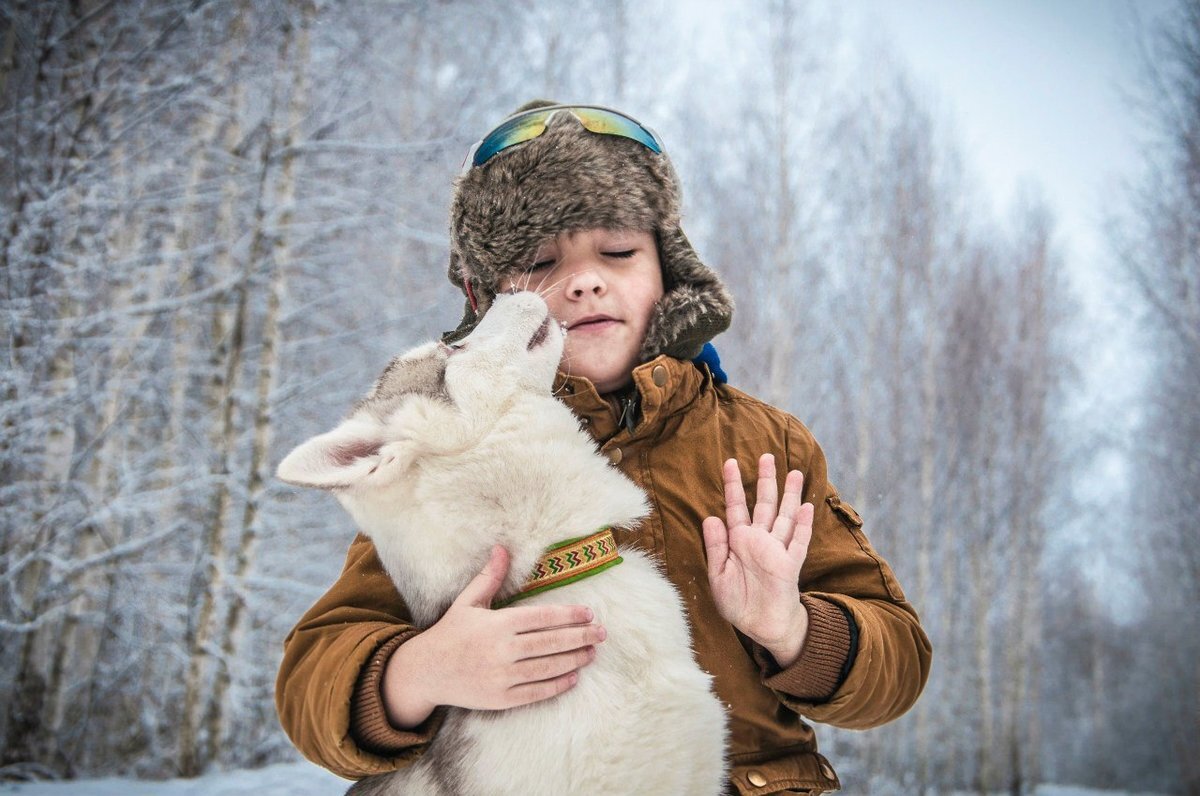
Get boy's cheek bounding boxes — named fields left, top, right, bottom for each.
left=499, top=272, right=541, bottom=293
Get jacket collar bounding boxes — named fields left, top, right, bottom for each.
left=553, top=356, right=712, bottom=445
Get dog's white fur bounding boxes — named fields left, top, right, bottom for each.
left=278, top=292, right=727, bottom=796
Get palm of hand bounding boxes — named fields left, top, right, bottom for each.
left=702, top=455, right=814, bottom=648
left=713, top=513, right=803, bottom=625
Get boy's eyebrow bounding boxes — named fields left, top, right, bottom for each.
left=602, top=228, right=651, bottom=242
left=536, top=228, right=645, bottom=252
left=560, top=228, right=639, bottom=241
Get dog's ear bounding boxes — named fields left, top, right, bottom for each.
left=276, top=416, right=404, bottom=490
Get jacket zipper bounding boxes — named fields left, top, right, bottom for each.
left=618, top=393, right=639, bottom=433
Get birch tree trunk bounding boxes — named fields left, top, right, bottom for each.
left=178, top=6, right=276, bottom=772
left=207, top=0, right=313, bottom=763
left=764, top=0, right=795, bottom=410
left=913, top=192, right=947, bottom=795
left=973, top=516, right=994, bottom=793
left=3, top=2, right=95, bottom=768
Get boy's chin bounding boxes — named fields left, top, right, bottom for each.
left=561, top=341, right=640, bottom=394
left=577, top=367, right=634, bottom=395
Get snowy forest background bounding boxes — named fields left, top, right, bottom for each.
left=2, top=0, right=1197, bottom=793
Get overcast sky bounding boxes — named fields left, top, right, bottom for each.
left=854, top=0, right=1169, bottom=268
left=847, top=1, right=1177, bottom=622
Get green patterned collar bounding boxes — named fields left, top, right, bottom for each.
left=497, top=528, right=623, bottom=607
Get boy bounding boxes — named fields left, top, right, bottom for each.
left=276, top=101, right=931, bottom=795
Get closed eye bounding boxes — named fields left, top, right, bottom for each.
left=604, top=250, right=636, bottom=258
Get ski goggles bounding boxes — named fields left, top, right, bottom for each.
left=460, top=104, right=665, bottom=175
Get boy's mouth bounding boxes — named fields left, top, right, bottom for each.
left=568, top=314, right=619, bottom=332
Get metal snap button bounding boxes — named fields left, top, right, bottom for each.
left=747, top=770, right=767, bottom=787
left=651, top=364, right=667, bottom=387
left=607, top=447, right=623, bottom=465
left=819, top=761, right=835, bottom=780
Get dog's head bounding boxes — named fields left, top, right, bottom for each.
left=276, top=291, right=564, bottom=492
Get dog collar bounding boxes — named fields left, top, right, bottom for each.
left=498, top=528, right=623, bottom=607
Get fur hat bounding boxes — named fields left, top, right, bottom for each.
left=444, top=100, right=733, bottom=362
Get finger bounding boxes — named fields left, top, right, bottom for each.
left=503, top=671, right=580, bottom=709
left=505, top=603, right=595, bottom=634
left=787, top=502, right=815, bottom=565
left=722, top=458, right=751, bottom=528
left=751, top=453, right=779, bottom=528
left=510, top=645, right=597, bottom=686
left=457, top=545, right=510, bottom=608
left=772, top=470, right=805, bottom=544
left=701, top=516, right=729, bottom=580
left=775, top=470, right=804, bottom=522
left=513, top=623, right=607, bottom=660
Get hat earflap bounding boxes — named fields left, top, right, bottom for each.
left=639, top=227, right=733, bottom=360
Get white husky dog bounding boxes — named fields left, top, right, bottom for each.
left=277, top=292, right=727, bottom=796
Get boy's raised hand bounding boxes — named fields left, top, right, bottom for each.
left=702, top=454, right=814, bottom=668
left=381, top=545, right=604, bottom=728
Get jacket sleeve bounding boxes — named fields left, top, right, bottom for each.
left=751, top=420, right=933, bottom=729
left=275, top=533, right=445, bottom=779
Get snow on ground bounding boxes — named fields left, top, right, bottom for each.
left=0, top=763, right=1173, bottom=796
left=0, top=761, right=346, bottom=796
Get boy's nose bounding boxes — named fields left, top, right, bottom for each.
left=564, top=266, right=606, bottom=299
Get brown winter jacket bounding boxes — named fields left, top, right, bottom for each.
left=276, top=355, right=932, bottom=795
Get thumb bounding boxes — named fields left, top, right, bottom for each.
left=456, top=545, right=510, bottom=608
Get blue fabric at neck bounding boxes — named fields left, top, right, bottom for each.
left=692, top=343, right=727, bottom=384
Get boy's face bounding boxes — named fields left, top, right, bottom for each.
left=499, top=228, right=663, bottom=394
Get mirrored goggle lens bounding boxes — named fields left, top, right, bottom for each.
left=570, top=108, right=662, bottom=154
left=471, top=113, right=550, bottom=168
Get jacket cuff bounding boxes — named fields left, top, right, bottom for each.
left=350, top=630, right=445, bottom=754
left=754, top=595, right=855, bottom=702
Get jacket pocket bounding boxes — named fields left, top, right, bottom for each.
left=826, top=494, right=906, bottom=602
left=729, top=750, right=840, bottom=795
